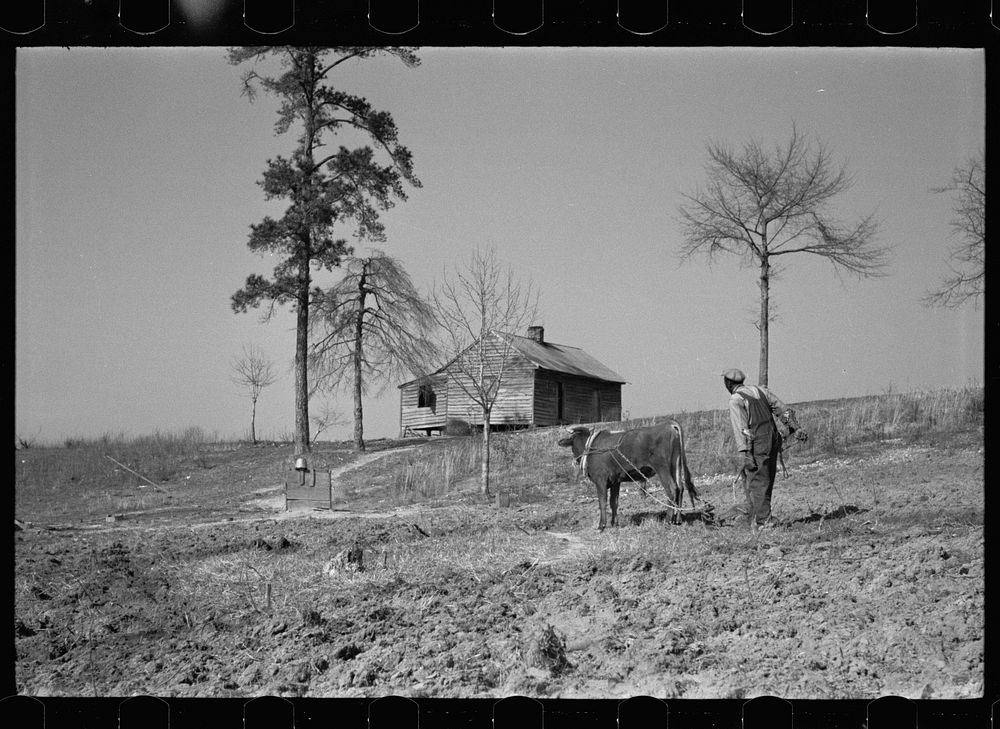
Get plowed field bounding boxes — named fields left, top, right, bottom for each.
left=14, top=434, right=983, bottom=699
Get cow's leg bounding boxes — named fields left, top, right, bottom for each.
left=684, top=465, right=699, bottom=508
left=679, top=465, right=695, bottom=521
left=595, top=482, right=608, bottom=531
left=672, top=474, right=683, bottom=524
left=672, top=462, right=684, bottom=510
left=609, top=482, right=620, bottom=527
left=660, top=469, right=682, bottom=525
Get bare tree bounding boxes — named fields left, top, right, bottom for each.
left=230, top=344, right=279, bottom=444
left=677, top=125, right=888, bottom=385
left=923, top=153, right=984, bottom=308
left=309, top=399, right=347, bottom=445
left=309, top=250, right=437, bottom=451
left=430, top=248, right=539, bottom=496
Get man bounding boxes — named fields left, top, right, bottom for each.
left=722, top=368, right=808, bottom=530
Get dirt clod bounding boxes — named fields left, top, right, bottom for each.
left=336, top=644, right=363, bottom=661
left=528, top=625, right=572, bottom=676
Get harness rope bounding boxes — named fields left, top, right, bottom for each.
left=609, top=448, right=713, bottom=515
left=574, top=428, right=800, bottom=513
left=577, top=430, right=601, bottom=484
left=574, top=430, right=715, bottom=516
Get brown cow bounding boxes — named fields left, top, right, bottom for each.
left=557, top=420, right=700, bottom=530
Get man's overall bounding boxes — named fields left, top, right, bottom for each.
left=733, top=386, right=782, bottom=527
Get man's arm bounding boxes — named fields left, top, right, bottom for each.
left=761, top=387, right=807, bottom=440
left=728, top=395, right=751, bottom=451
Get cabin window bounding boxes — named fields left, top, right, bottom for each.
left=418, top=384, right=437, bottom=412
left=557, top=382, right=565, bottom=422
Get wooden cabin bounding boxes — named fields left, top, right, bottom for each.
left=398, top=326, right=626, bottom=436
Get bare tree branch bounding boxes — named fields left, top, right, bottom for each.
left=923, top=153, right=985, bottom=308
left=676, top=126, right=888, bottom=384
left=230, top=344, right=279, bottom=444
left=310, top=399, right=347, bottom=445
left=429, top=248, right=540, bottom=496
left=309, top=250, right=437, bottom=450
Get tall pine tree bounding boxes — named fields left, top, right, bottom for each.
left=228, top=47, right=420, bottom=454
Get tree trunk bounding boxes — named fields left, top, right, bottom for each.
left=758, top=254, right=770, bottom=387
left=294, top=60, right=317, bottom=456
left=293, top=238, right=312, bottom=454
left=481, top=410, right=491, bottom=496
left=353, top=278, right=367, bottom=452
left=250, top=397, right=257, bottom=445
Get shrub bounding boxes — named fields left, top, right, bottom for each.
left=444, top=418, right=474, bottom=436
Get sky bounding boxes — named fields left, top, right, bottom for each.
left=15, top=47, right=985, bottom=445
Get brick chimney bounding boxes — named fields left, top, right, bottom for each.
left=526, top=326, right=544, bottom=343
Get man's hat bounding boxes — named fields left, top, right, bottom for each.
left=721, top=368, right=745, bottom=383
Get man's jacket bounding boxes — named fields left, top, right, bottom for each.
left=728, top=384, right=792, bottom=455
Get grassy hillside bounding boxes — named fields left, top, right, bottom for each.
left=15, top=385, right=983, bottom=522
left=325, top=385, right=984, bottom=506
left=625, top=385, right=984, bottom=475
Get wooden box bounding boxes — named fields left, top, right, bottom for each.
left=285, top=469, right=335, bottom=511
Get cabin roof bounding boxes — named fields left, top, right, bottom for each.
left=398, top=332, right=626, bottom=387
left=506, top=334, right=627, bottom=383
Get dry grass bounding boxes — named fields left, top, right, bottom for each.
left=15, top=428, right=221, bottom=520
left=587, top=384, right=983, bottom=476
left=183, top=507, right=552, bottom=635
left=14, top=428, right=371, bottom=522
left=334, top=429, right=574, bottom=506
left=361, top=385, right=984, bottom=506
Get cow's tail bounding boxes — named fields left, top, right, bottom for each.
left=670, top=419, right=698, bottom=507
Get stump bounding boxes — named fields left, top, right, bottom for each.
left=325, top=544, right=364, bottom=575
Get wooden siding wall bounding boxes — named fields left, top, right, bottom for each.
left=444, top=351, right=537, bottom=426
left=399, top=373, right=448, bottom=434
left=534, top=370, right=622, bottom=425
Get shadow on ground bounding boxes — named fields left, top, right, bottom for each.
left=627, top=509, right=715, bottom=527
left=791, top=504, right=869, bottom=524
